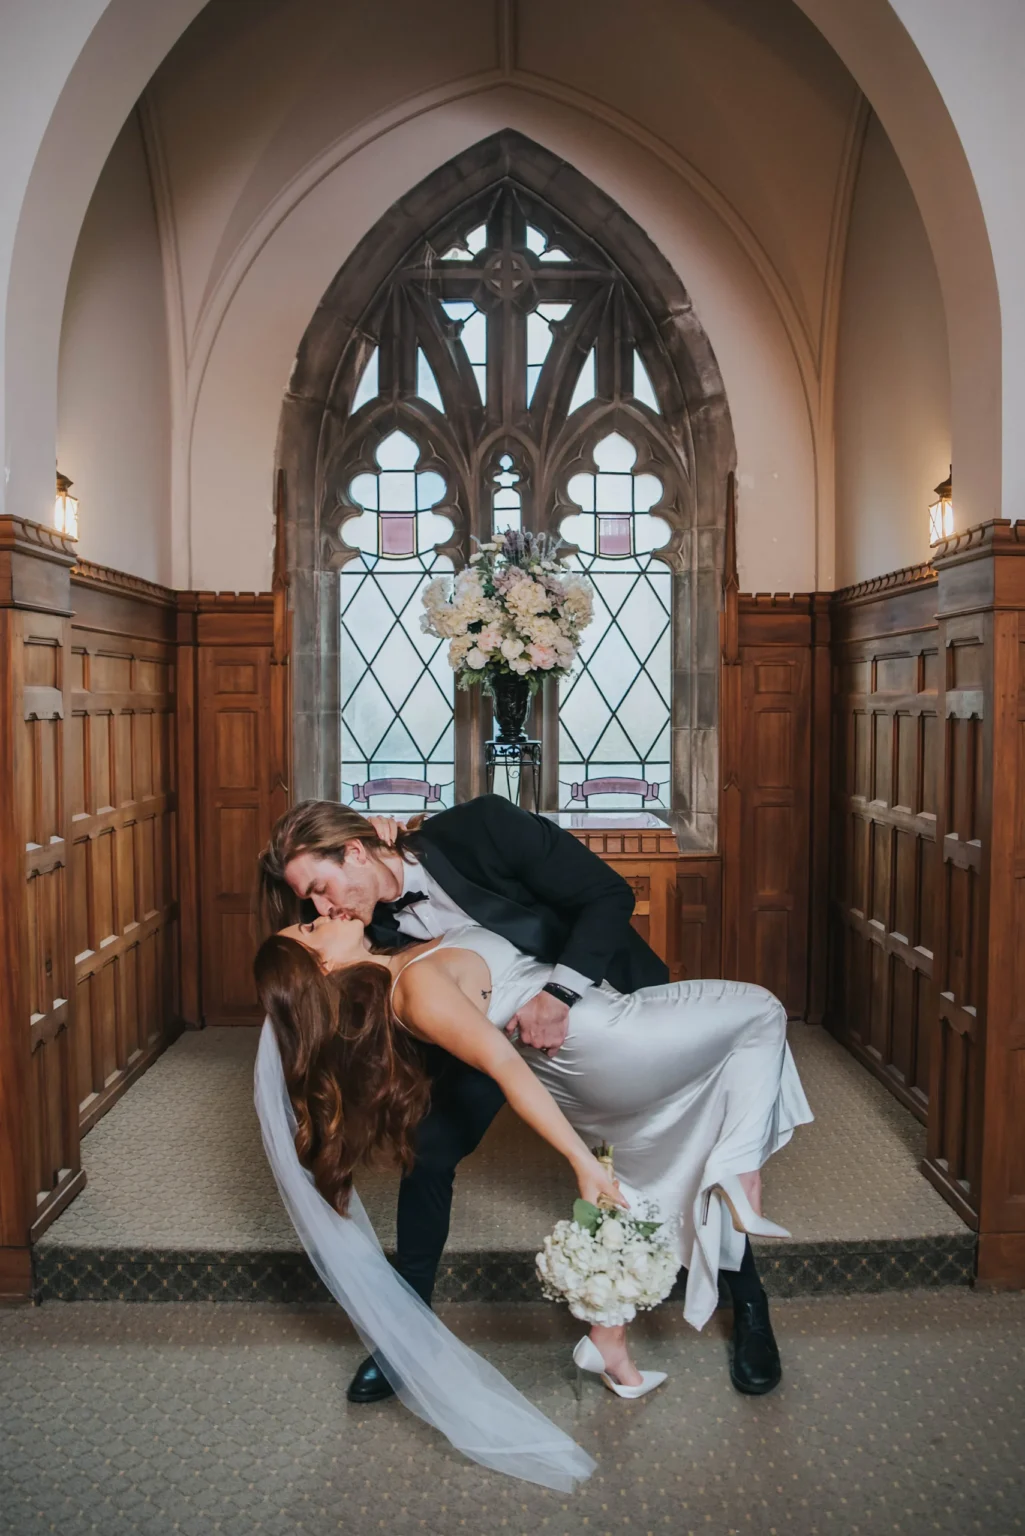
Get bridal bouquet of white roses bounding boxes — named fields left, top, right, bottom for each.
left=535, top=1146, right=678, bottom=1327
left=420, top=528, right=593, bottom=692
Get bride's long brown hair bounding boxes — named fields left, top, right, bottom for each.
left=254, top=936, right=431, bottom=1215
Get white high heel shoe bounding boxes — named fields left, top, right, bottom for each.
left=572, top=1336, right=667, bottom=1400
left=702, top=1174, right=790, bottom=1239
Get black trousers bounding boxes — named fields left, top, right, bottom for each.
left=394, top=1049, right=506, bottom=1306
left=392, top=1047, right=764, bottom=1310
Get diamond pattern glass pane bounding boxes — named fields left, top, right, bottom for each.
left=332, top=186, right=688, bottom=812
left=342, top=432, right=455, bottom=807
left=558, top=433, right=671, bottom=808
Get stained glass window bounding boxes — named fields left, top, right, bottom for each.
left=441, top=301, right=487, bottom=402
left=492, top=455, right=522, bottom=535
left=351, top=348, right=378, bottom=413
left=331, top=182, right=690, bottom=813
left=559, top=435, right=671, bottom=808
left=340, top=431, right=455, bottom=808
left=416, top=349, right=444, bottom=411
left=526, top=304, right=570, bottom=404
left=569, top=349, right=596, bottom=413
left=633, top=352, right=660, bottom=414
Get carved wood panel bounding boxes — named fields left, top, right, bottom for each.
left=22, top=610, right=82, bottom=1238
left=829, top=567, right=939, bottom=1122
left=193, top=597, right=285, bottom=1024
left=926, top=619, right=986, bottom=1211
left=0, top=519, right=85, bottom=1270
left=722, top=597, right=820, bottom=1018
left=67, top=567, right=181, bottom=1135
left=568, top=828, right=721, bottom=980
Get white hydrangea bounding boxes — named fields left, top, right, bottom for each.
left=535, top=1208, right=677, bottom=1327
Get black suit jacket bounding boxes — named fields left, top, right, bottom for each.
left=367, top=795, right=669, bottom=995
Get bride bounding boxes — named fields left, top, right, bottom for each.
left=252, top=907, right=812, bottom=1485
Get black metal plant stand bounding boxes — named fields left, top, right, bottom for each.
left=485, top=738, right=542, bottom=813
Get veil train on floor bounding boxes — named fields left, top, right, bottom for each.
left=254, top=1020, right=596, bottom=1492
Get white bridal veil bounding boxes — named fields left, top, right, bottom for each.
left=254, top=1020, right=596, bottom=1491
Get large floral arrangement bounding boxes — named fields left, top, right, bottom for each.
left=420, top=529, right=593, bottom=692
left=535, top=1146, right=678, bottom=1327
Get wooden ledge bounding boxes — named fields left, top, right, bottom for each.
left=832, top=562, right=937, bottom=607
left=72, top=559, right=176, bottom=608
left=930, top=518, right=1025, bottom=568
left=0, top=515, right=77, bottom=567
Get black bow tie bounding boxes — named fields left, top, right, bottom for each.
left=382, top=890, right=427, bottom=915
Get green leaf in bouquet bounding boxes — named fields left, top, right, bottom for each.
left=572, top=1199, right=602, bottom=1235
left=632, top=1219, right=663, bottom=1238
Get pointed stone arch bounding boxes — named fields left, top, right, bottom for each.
left=277, top=129, right=736, bottom=844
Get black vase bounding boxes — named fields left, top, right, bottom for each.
left=491, top=671, right=532, bottom=743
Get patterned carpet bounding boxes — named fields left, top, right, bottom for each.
left=38, top=1022, right=965, bottom=1251
left=2, top=1291, right=1023, bottom=1536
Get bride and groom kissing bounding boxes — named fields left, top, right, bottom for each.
left=253, top=792, right=811, bottom=1483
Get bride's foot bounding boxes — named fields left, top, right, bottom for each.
left=572, top=1333, right=667, bottom=1400
left=588, top=1326, right=643, bottom=1387
left=736, top=1169, right=762, bottom=1216
left=702, top=1174, right=790, bottom=1239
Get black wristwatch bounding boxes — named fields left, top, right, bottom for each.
left=542, top=981, right=581, bottom=1007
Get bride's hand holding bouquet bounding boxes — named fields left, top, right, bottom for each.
left=537, top=1144, right=678, bottom=1328
left=573, top=1147, right=629, bottom=1212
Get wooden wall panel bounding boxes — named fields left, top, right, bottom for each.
left=68, top=565, right=181, bottom=1136
left=569, top=827, right=721, bottom=982
left=829, top=565, right=939, bottom=1122
left=186, top=595, right=289, bottom=1025
left=22, top=609, right=81, bottom=1241
left=923, top=524, right=1025, bottom=1262
left=721, top=594, right=824, bottom=1018
left=0, top=519, right=84, bottom=1285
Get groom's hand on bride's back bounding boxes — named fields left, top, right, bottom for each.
left=506, top=992, right=570, bottom=1057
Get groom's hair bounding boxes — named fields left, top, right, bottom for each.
left=256, top=799, right=423, bottom=936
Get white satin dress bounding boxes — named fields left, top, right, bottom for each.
left=401, top=923, right=813, bottom=1329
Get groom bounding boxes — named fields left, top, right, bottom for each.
left=258, top=793, right=783, bottom=1400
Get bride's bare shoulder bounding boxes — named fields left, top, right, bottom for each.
left=393, top=944, right=487, bottom=1008
left=392, top=948, right=457, bottom=999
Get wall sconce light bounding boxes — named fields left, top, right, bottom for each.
left=55, top=469, right=79, bottom=539
left=928, top=466, right=953, bottom=547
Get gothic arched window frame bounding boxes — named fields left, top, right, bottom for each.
left=279, top=131, right=734, bottom=849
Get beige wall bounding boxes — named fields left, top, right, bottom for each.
left=144, top=0, right=861, bottom=593
left=4, top=0, right=1018, bottom=605
left=39, top=0, right=998, bottom=596
left=57, top=110, right=171, bottom=584
left=834, top=113, right=950, bottom=586
left=187, top=87, right=820, bottom=594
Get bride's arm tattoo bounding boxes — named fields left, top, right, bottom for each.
left=481, top=988, right=492, bottom=1003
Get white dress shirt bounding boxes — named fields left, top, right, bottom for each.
left=394, top=857, right=592, bottom=997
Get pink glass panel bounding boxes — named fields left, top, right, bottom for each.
left=381, top=515, right=416, bottom=555
left=597, top=516, right=632, bottom=556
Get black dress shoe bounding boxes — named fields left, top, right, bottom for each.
left=729, top=1295, right=782, bottom=1395
left=347, top=1354, right=396, bottom=1404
